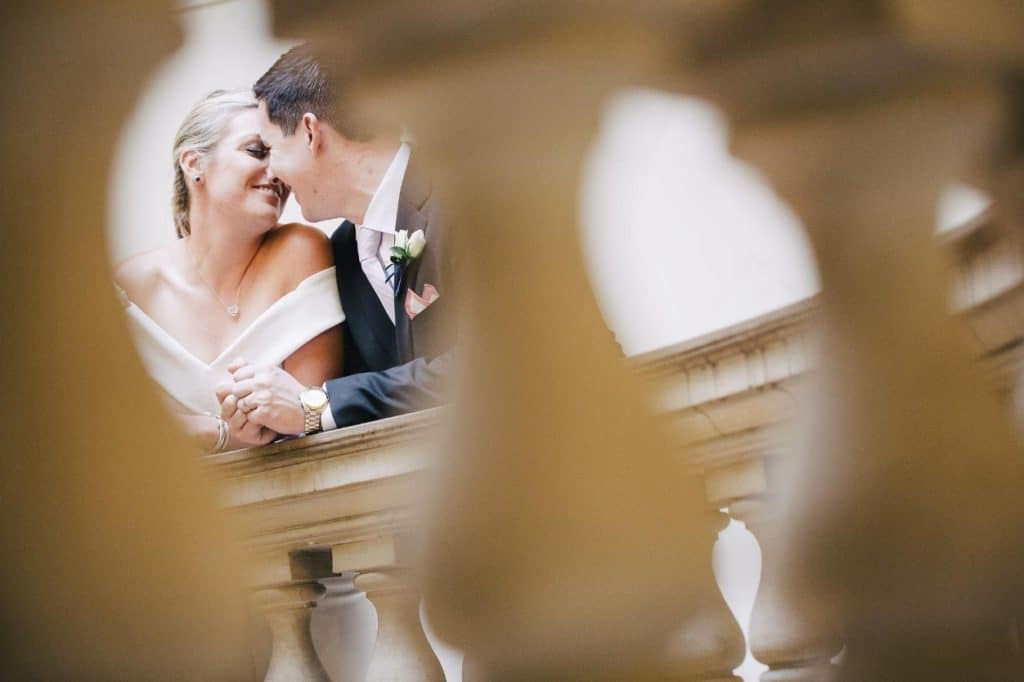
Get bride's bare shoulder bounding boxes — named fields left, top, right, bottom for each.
left=263, top=223, right=333, bottom=283
left=114, top=243, right=177, bottom=302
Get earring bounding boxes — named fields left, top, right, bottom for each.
left=194, top=175, right=201, bottom=183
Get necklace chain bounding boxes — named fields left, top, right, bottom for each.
left=185, top=237, right=260, bottom=320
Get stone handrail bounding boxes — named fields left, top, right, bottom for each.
left=207, top=407, right=443, bottom=581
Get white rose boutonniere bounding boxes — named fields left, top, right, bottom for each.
left=407, top=229, right=426, bottom=259
left=387, top=229, right=426, bottom=293
left=389, top=228, right=426, bottom=266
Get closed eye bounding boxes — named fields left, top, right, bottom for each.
left=246, top=145, right=269, bottom=160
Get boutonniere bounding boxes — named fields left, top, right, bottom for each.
left=390, top=229, right=426, bottom=266
left=387, top=229, right=426, bottom=293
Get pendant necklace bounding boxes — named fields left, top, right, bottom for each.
left=185, top=236, right=260, bottom=319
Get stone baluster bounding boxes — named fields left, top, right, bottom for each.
left=354, top=568, right=445, bottom=681
left=332, top=537, right=445, bottom=681
left=730, top=497, right=842, bottom=682
left=254, top=583, right=331, bottom=682
left=662, top=510, right=747, bottom=682
left=311, top=574, right=376, bottom=682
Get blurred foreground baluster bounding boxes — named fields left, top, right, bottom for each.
left=3, top=4, right=252, bottom=677
left=671, top=2, right=1024, bottom=678
left=294, top=6, right=738, bottom=678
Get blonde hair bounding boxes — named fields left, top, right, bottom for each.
left=172, top=89, right=257, bottom=238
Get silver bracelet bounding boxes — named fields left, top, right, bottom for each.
left=204, top=412, right=229, bottom=453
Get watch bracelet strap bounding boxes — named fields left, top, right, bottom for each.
left=302, top=386, right=326, bottom=436
left=303, top=407, right=322, bottom=435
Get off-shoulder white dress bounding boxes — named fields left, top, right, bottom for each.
left=119, top=267, right=344, bottom=415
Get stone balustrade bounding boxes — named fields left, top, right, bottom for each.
left=207, top=211, right=1023, bottom=680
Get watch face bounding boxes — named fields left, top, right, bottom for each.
left=301, top=388, right=329, bottom=411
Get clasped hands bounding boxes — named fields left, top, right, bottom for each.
left=215, top=358, right=307, bottom=447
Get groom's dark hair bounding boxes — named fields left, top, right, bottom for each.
left=254, top=44, right=369, bottom=141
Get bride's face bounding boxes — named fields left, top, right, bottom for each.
left=201, top=109, right=290, bottom=231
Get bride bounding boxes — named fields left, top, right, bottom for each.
left=115, top=90, right=344, bottom=451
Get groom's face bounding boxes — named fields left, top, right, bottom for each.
left=257, top=101, right=322, bottom=221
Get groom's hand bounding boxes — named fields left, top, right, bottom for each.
left=222, top=358, right=306, bottom=436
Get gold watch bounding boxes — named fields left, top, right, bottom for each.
left=299, top=386, right=329, bottom=435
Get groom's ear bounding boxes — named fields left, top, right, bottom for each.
left=302, top=113, right=321, bottom=155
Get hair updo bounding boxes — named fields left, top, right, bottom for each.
left=171, top=89, right=257, bottom=238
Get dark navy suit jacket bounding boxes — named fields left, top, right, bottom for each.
left=325, top=156, right=453, bottom=428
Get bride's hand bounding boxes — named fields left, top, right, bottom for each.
left=221, top=358, right=307, bottom=436
left=219, top=393, right=277, bottom=448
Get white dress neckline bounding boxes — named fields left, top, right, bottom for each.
left=122, top=267, right=344, bottom=415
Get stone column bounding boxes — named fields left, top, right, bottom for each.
left=254, top=583, right=330, bottom=682
left=730, top=498, right=842, bottom=682
left=354, top=568, right=445, bottom=681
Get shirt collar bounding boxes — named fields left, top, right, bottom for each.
left=360, top=142, right=411, bottom=236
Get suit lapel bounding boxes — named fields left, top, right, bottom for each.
left=332, top=221, right=398, bottom=370
left=394, top=257, right=419, bottom=361
left=393, top=154, right=432, bottom=363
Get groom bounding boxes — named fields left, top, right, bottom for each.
left=219, top=45, right=451, bottom=436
